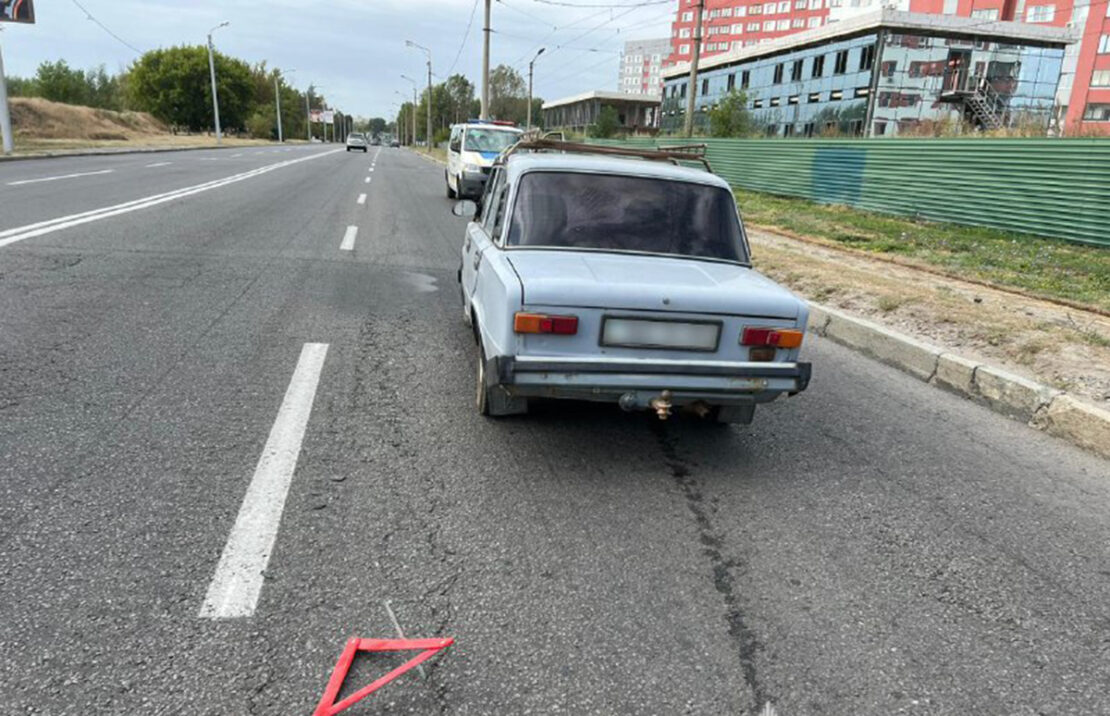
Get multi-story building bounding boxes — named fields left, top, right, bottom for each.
left=661, top=9, right=1072, bottom=136
left=619, top=38, right=671, bottom=95
left=665, top=0, right=1110, bottom=133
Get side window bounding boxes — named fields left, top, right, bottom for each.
left=491, top=180, right=511, bottom=243
left=480, top=169, right=503, bottom=230
left=449, top=127, right=462, bottom=153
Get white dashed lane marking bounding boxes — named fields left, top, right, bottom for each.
left=7, top=169, right=114, bottom=187
left=199, top=342, right=330, bottom=619
left=357, top=194, right=366, bottom=205
left=340, top=225, right=358, bottom=251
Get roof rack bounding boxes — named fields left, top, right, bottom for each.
left=503, top=139, right=713, bottom=173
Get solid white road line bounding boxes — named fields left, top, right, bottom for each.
left=145, top=162, right=172, bottom=168
left=357, top=193, right=366, bottom=205
left=0, top=149, right=343, bottom=249
left=7, top=169, right=113, bottom=186
left=340, top=225, right=358, bottom=251
left=199, top=342, right=329, bottom=619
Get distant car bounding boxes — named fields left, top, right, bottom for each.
left=346, top=132, right=368, bottom=152
left=453, top=144, right=811, bottom=423
left=370, top=136, right=382, bottom=146
left=446, top=121, right=523, bottom=199
left=390, top=139, right=400, bottom=148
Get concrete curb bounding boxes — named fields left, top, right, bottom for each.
left=407, top=149, right=446, bottom=167
left=807, top=303, right=1109, bottom=460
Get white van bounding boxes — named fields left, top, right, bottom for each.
left=446, top=121, right=523, bottom=199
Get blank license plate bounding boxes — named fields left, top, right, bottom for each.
left=601, top=318, right=720, bottom=351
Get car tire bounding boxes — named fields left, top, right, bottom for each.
left=345, top=148, right=350, bottom=152
left=475, top=337, right=527, bottom=417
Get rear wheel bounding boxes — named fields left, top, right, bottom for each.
left=475, top=338, right=527, bottom=417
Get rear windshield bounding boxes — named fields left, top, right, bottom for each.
left=348, top=133, right=365, bottom=140
left=464, top=128, right=520, bottom=153
left=505, top=171, right=748, bottom=263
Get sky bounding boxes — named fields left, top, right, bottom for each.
left=0, top=0, right=676, bottom=119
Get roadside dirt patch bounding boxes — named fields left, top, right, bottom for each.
left=749, top=228, right=1110, bottom=410
left=10, top=97, right=168, bottom=140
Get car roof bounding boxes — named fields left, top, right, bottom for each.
left=503, top=152, right=730, bottom=190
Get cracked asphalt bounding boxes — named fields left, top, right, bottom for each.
left=1, top=145, right=1109, bottom=715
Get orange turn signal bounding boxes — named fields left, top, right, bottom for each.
left=514, top=312, right=579, bottom=335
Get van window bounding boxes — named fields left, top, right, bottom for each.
left=449, top=127, right=462, bottom=153
left=464, top=128, right=520, bottom=153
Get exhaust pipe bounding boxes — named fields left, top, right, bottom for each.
left=649, top=390, right=673, bottom=420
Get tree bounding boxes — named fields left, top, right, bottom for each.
left=707, top=90, right=754, bottom=138
left=443, top=74, right=475, bottom=124
left=488, top=64, right=527, bottom=124
left=367, top=117, right=387, bottom=135
left=35, top=60, right=90, bottom=105
left=590, top=105, right=620, bottom=139
left=129, top=46, right=253, bottom=132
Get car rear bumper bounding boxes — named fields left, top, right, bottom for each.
left=489, top=355, right=811, bottom=406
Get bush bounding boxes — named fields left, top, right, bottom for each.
left=707, top=90, right=754, bottom=138
left=589, top=105, right=620, bottom=139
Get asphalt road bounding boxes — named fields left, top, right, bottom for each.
left=1, top=143, right=1108, bottom=716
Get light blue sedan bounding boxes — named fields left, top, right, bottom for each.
left=453, top=148, right=811, bottom=424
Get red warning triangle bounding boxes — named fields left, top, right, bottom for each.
left=313, top=637, right=455, bottom=716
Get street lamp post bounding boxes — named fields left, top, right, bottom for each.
left=394, top=92, right=410, bottom=145
left=481, top=0, right=491, bottom=120
left=527, top=47, right=545, bottom=131
left=406, top=40, right=432, bottom=148
left=206, top=21, right=230, bottom=145
left=401, top=75, right=418, bottom=147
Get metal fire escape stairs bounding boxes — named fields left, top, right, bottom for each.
left=963, top=79, right=1005, bottom=130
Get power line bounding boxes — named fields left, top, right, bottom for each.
left=528, top=0, right=672, bottom=7
left=446, top=0, right=482, bottom=76
left=70, top=0, right=143, bottom=55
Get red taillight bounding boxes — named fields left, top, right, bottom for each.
left=741, top=327, right=804, bottom=349
left=514, top=312, right=578, bottom=335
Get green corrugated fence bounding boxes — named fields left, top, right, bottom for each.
left=590, top=138, right=1110, bottom=247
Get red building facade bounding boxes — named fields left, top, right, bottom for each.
left=666, top=0, right=1110, bottom=133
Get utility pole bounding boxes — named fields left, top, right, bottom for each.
left=481, top=0, right=491, bottom=120
left=305, top=90, right=311, bottom=141
left=207, top=21, right=230, bottom=145
left=527, top=48, right=545, bottom=131
left=274, top=76, right=283, bottom=142
left=683, top=0, right=704, bottom=137
left=0, top=39, right=13, bottom=155
left=401, top=75, right=419, bottom=146
left=406, top=41, right=433, bottom=147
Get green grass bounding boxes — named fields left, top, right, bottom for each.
left=735, top=189, right=1110, bottom=312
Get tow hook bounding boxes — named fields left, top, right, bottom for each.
left=650, top=390, right=673, bottom=420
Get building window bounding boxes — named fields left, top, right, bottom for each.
left=808, top=91, right=821, bottom=102
left=681, top=10, right=693, bottom=21
left=778, top=0, right=791, bottom=12
left=874, top=120, right=887, bottom=136
left=679, top=43, right=690, bottom=54
left=791, top=60, right=803, bottom=81
left=847, top=119, right=863, bottom=135
left=773, top=63, right=785, bottom=83
left=784, top=124, right=796, bottom=136
left=776, top=19, right=790, bottom=30
left=830, top=89, right=843, bottom=100
left=812, top=54, right=825, bottom=78
left=741, top=70, right=751, bottom=88
left=763, top=20, right=775, bottom=31
left=748, top=22, right=761, bottom=30
left=859, top=44, right=875, bottom=71
left=727, top=73, right=736, bottom=91
left=796, top=0, right=807, bottom=7
left=834, top=50, right=849, bottom=74
left=807, top=16, right=822, bottom=27
left=765, top=124, right=779, bottom=136
left=1026, top=5, right=1054, bottom=22
left=854, top=87, right=870, bottom=98
left=763, top=2, right=776, bottom=13
left=702, top=78, right=710, bottom=94
left=680, top=83, right=687, bottom=98
left=792, top=17, right=805, bottom=27
left=750, top=4, right=763, bottom=14
left=1100, top=34, right=1110, bottom=53
left=1092, top=70, right=1110, bottom=87
left=680, top=28, right=691, bottom=38
left=809, top=0, right=822, bottom=8
left=1083, top=103, right=1110, bottom=120
left=803, top=122, right=815, bottom=137
left=788, top=94, right=799, bottom=104
left=752, top=99, right=763, bottom=108
left=770, top=97, right=781, bottom=107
